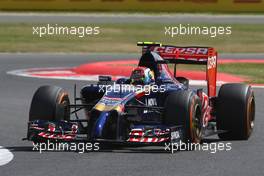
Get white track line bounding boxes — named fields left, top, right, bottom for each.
left=0, top=146, right=14, bottom=166
left=6, top=68, right=264, bottom=89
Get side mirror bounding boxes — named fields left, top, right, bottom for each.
left=98, top=75, right=113, bottom=85
left=99, top=75, right=112, bottom=82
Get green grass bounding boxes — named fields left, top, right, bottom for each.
left=0, top=23, right=264, bottom=53
left=218, top=63, right=264, bottom=84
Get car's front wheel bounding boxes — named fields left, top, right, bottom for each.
left=164, top=90, right=202, bottom=144
left=29, top=85, right=70, bottom=122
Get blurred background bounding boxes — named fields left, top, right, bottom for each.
left=0, top=0, right=263, bottom=83
left=0, top=0, right=263, bottom=53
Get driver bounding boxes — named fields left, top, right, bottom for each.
left=130, top=66, right=155, bottom=85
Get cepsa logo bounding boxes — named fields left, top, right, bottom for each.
left=150, top=46, right=209, bottom=55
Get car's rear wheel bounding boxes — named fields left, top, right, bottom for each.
left=164, top=90, right=202, bottom=144
left=29, top=85, right=70, bottom=122
left=216, top=83, right=255, bottom=140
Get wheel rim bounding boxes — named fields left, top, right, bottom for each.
left=61, top=100, right=70, bottom=120
left=191, top=104, right=202, bottom=143
left=247, top=95, right=255, bottom=136
left=57, top=93, right=70, bottom=120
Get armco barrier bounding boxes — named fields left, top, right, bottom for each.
left=0, top=0, right=263, bottom=12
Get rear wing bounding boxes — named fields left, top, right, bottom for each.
left=137, top=42, right=217, bottom=97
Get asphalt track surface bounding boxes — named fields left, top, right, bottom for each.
left=0, top=53, right=264, bottom=176
left=0, top=13, right=264, bottom=24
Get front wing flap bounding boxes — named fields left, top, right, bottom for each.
left=127, top=125, right=184, bottom=144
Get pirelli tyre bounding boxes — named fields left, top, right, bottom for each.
left=216, top=83, right=255, bottom=140
left=29, top=85, right=70, bottom=121
left=164, top=90, right=202, bottom=144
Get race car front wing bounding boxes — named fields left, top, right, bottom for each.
left=25, top=119, right=184, bottom=145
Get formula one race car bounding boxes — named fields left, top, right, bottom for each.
left=25, top=42, right=255, bottom=146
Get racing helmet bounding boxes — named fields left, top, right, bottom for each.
left=130, top=67, right=155, bottom=85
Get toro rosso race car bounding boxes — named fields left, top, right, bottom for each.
left=25, top=42, right=255, bottom=147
